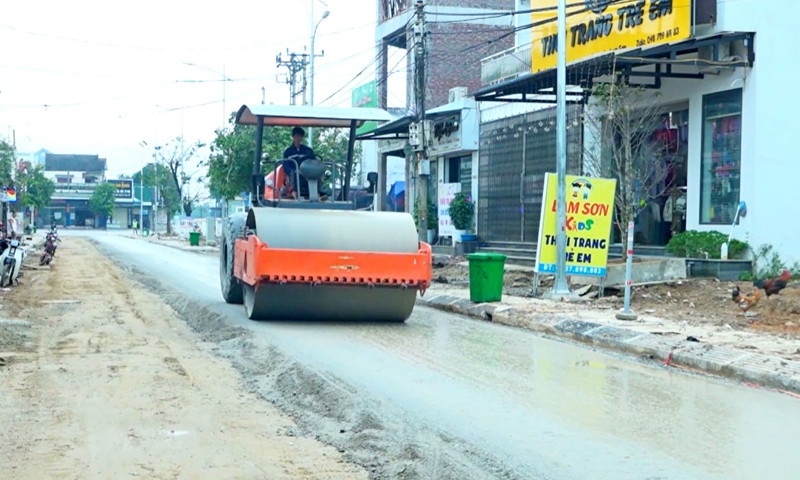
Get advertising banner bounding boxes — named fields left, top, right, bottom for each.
left=534, top=174, right=617, bottom=277
left=437, top=183, right=461, bottom=237
left=530, top=0, right=691, bottom=73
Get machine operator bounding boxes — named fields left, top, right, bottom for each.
left=281, top=127, right=315, bottom=199
left=281, top=127, right=329, bottom=200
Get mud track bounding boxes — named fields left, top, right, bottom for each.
left=94, top=240, right=528, bottom=480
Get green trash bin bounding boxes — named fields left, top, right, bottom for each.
left=142, top=228, right=150, bottom=237
left=189, top=231, right=201, bottom=246
left=466, top=253, right=507, bottom=303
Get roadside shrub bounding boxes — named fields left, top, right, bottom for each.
left=413, top=198, right=437, bottom=230
left=743, top=244, right=800, bottom=281
left=449, top=192, right=474, bottom=230
left=665, top=230, right=749, bottom=259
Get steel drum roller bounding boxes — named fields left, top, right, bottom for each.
left=243, top=207, right=421, bottom=322
left=246, top=208, right=419, bottom=253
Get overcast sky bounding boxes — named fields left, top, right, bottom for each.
left=0, top=0, right=407, bottom=178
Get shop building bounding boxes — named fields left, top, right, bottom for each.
left=367, top=0, right=515, bottom=231
left=473, top=0, right=793, bottom=262
left=41, top=153, right=107, bottom=227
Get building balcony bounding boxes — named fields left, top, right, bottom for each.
left=481, top=44, right=532, bottom=87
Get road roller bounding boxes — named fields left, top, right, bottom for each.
left=219, top=104, right=432, bottom=322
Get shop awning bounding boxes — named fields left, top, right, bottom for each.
left=474, top=31, right=755, bottom=103
left=356, top=115, right=412, bottom=141
left=356, top=99, right=476, bottom=141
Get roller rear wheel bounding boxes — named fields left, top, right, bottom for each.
left=219, top=214, right=246, bottom=304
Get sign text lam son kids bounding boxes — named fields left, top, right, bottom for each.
left=534, top=174, right=617, bottom=277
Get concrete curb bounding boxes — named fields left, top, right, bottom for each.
left=128, top=235, right=219, bottom=255
left=416, top=294, right=800, bottom=395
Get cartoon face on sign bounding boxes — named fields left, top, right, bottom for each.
left=584, top=0, right=613, bottom=14
left=571, top=178, right=593, bottom=201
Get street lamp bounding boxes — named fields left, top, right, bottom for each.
left=183, top=62, right=234, bottom=129
left=308, top=7, right=330, bottom=148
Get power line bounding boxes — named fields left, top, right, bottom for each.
left=0, top=19, right=379, bottom=53
left=315, top=17, right=414, bottom=106
left=1, top=82, right=180, bottom=109
left=321, top=50, right=410, bottom=108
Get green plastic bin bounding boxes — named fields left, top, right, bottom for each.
left=142, top=228, right=150, bottom=237
left=189, top=231, right=201, bottom=246
left=466, top=253, right=507, bottom=303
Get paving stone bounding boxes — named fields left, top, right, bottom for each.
left=623, top=334, right=678, bottom=356
left=466, top=304, right=488, bottom=317
left=553, top=319, right=602, bottom=337
left=673, top=345, right=750, bottom=372
left=453, top=299, right=474, bottom=312
left=585, top=326, right=642, bottom=349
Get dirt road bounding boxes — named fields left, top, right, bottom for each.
left=0, top=238, right=366, bottom=479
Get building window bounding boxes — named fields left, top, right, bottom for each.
left=700, top=89, right=742, bottom=225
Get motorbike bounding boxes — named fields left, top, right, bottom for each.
left=0, top=238, right=25, bottom=287
left=40, top=227, right=59, bottom=266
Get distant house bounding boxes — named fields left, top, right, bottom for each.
left=40, top=154, right=108, bottom=227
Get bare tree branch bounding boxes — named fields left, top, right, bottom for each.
left=582, top=76, right=673, bottom=259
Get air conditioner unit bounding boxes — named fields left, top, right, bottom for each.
left=448, top=87, right=468, bottom=103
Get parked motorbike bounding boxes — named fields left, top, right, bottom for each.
left=0, top=238, right=25, bottom=287
left=40, top=227, right=59, bottom=266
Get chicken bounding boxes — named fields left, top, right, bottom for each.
left=753, top=269, right=791, bottom=297
left=732, top=286, right=762, bottom=311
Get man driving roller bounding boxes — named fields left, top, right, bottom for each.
left=281, top=126, right=328, bottom=200
left=281, top=127, right=315, bottom=199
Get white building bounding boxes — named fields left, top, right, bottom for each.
left=474, top=0, right=794, bottom=263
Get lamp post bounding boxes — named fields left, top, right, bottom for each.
left=308, top=5, right=330, bottom=148
left=183, top=62, right=234, bottom=129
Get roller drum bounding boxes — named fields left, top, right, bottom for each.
left=243, top=207, right=422, bottom=322
left=246, top=208, right=419, bottom=253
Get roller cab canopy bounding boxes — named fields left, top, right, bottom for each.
left=235, top=104, right=394, bottom=128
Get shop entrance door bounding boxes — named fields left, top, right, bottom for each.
left=634, top=107, right=689, bottom=247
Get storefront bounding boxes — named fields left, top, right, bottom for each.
left=472, top=0, right=784, bottom=259
left=41, top=200, right=96, bottom=228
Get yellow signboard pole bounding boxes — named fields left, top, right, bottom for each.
left=548, top=0, right=572, bottom=298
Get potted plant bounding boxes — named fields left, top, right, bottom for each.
left=449, top=192, right=474, bottom=242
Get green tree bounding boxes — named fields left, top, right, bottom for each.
left=132, top=162, right=181, bottom=234
left=582, top=79, right=671, bottom=260
left=205, top=125, right=361, bottom=201
left=89, top=183, right=117, bottom=221
left=18, top=164, right=55, bottom=211
left=0, top=140, right=15, bottom=187
left=142, top=137, right=206, bottom=226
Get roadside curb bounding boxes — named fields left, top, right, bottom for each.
left=127, top=235, right=219, bottom=255
left=416, top=293, right=800, bottom=395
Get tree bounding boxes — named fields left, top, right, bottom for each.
left=205, top=124, right=361, bottom=201
left=143, top=137, right=206, bottom=220
left=18, top=164, right=55, bottom=212
left=582, top=78, right=672, bottom=260
left=89, top=183, right=117, bottom=221
left=0, top=140, right=15, bottom=187
left=132, top=162, right=180, bottom=234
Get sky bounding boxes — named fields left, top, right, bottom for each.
left=0, top=0, right=407, bottom=178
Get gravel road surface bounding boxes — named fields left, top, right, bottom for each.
left=0, top=236, right=366, bottom=479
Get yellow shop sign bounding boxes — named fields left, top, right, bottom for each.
left=531, top=0, right=691, bottom=73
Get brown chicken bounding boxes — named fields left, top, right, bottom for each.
left=753, top=269, right=791, bottom=297
left=732, top=286, right=762, bottom=311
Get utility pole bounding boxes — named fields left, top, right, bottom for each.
left=411, top=0, right=429, bottom=243
left=308, top=7, right=330, bottom=149
left=547, top=0, right=572, bottom=298
left=276, top=51, right=310, bottom=105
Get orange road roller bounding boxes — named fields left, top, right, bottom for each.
left=219, top=104, right=432, bottom=322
